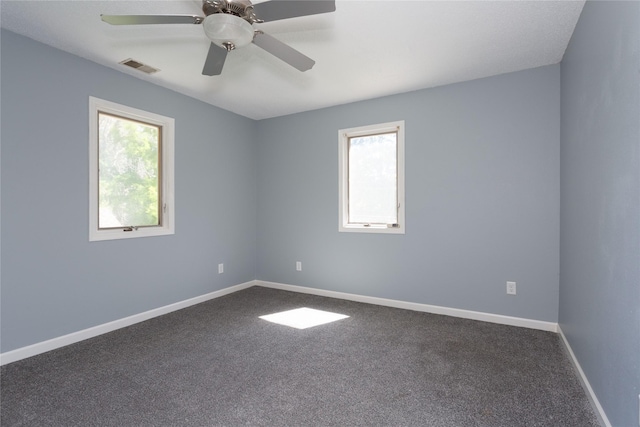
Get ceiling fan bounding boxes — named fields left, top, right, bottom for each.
left=101, top=0, right=336, bottom=76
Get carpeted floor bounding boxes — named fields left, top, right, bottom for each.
left=1, top=286, right=599, bottom=426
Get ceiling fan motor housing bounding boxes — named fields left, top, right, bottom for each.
left=202, top=0, right=259, bottom=23
left=202, top=0, right=259, bottom=51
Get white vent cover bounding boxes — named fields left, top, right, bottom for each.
left=119, top=58, right=159, bottom=74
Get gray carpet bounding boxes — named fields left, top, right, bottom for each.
left=1, top=286, right=599, bottom=426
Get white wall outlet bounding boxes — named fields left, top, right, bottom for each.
left=506, top=281, right=517, bottom=295
left=218, top=263, right=224, bottom=274
left=296, top=261, right=302, bottom=271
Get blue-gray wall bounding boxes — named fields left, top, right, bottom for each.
left=559, top=2, right=640, bottom=426
left=256, top=65, right=561, bottom=322
left=0, top=30, right=258, bottom=353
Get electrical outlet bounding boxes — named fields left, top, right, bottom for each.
left=218, top=263, right=224, bottom=274
left=296, top=261, right=302, bottom=271
left=506, top=281, right=517, bottom=295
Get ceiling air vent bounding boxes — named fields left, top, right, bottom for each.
left=119, top=58, right=159, bottom=74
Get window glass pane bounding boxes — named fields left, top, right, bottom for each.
left=348, top=132, right=397, bottom=224
left=98, top=112, right=161, bottom=229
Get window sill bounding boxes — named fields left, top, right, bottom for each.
left=89, top=226, right=174, bottom=242
left=339, top=224, right=404, bottom=234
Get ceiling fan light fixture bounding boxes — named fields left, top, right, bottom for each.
left=203, top=14, right=254, bottom=51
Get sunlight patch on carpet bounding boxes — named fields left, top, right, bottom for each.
left=259, top=307, right=349, bottom=329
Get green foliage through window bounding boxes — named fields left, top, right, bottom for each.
left=98, top=113, right=161, bottom=228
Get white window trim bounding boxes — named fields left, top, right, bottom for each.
left=89, top=96, right=175, bottom=241
left=338, top=120, right=405, bottom=234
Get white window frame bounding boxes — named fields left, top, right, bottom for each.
left=338, top=120, right=405, bottom=234
left=89, top=96, right=175, bottom=241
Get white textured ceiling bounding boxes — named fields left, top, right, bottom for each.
left=1, top=0, right=584, bottom=120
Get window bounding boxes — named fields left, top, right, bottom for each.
left=89, top=97, right=174, bottom=241
left=338, top=120, right=405, bottom=234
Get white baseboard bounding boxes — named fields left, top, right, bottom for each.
left=1, top=279, right=558, bottom=366
left=0, top=280, right=257, bottom=366
left=558, top=326, right=611, bottom=427
left=257, top=280, right=558, bottom=332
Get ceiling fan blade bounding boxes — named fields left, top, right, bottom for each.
left=202, top=43, right=228, bottom=76
left=251, top=0, right=336, bottom=22
left=253, top=31, right=315, bottom=72
left=101, top=15, right=204, bottom=25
